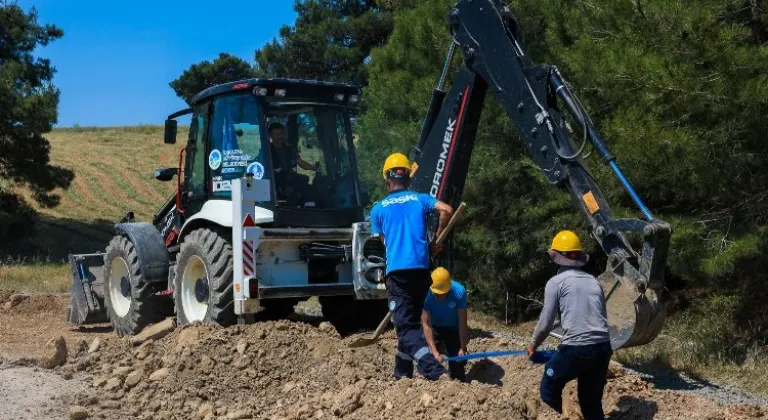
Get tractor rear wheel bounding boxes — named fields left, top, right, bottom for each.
left=174, top=227, right=236, bottom=327
left=103, top=235, right=167, bottom=336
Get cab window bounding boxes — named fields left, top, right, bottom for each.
left=208, top=93, right=271, bottom=199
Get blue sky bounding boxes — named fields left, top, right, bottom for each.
left=18, top=1, right=297, bottom=127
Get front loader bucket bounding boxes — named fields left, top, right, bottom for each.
left=67, top=252, right=109, bottom=325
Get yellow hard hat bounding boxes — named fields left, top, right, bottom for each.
left=382, top=152, right=411, bottom=180
left=550, top=230, right=583, bottom=252
left=430, top=267, right=452, bottom=294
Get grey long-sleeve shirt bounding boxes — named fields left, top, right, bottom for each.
left=531, top=267, right=610, bottom=347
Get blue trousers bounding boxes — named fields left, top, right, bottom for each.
left=432, top=326, right=467, bottom=382
left=540, top=341, right=613, bottom=420
left=387, top=269, right=447, bottom=380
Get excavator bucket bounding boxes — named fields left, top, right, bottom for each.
left=67, top=252, right=109, bottom=325
left=550, top=220, right=672, bottom=350
left=596, top=256, right=667, bottom=349
left=549, top=270, right=666, bottom=350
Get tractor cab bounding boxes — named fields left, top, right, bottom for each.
left=163, top=79, right=367, bottom=228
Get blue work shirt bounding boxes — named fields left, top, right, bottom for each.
left=370, top=190, right=437, bottom=275
left=423, top=280, right=467, bottom=328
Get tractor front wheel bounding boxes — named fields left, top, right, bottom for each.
left=103, top=235, right=166, bottom=336
left=174, top=227, right=236, bottom=327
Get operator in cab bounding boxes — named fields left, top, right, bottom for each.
left=526, top=230, right=612, bottom=420
left=268, top=122, right=319, bottom=205
left=421, top=267, right=469, bottom=382
left=370, top=152, right=453, bottom=381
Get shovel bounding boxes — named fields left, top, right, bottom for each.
left=442, top=349, right=554, bottom=364
left=347, top=202, right=467, bottom=349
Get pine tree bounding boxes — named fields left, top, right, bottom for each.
left=169, top=53, right=258, bottom=104
left=358, top=0, right=768, bottom=325
left=254, top=0, right=400, bottom=86
left=0, top=1, right=73, bottom=212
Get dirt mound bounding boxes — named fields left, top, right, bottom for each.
left=50, top=319, right=767, bottom=420
left=0, top=290, right=65, bottom=315
left=11, top=294, right=62, bottom=315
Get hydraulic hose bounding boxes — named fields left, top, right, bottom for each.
left=549, top=70, right=654, bottom=221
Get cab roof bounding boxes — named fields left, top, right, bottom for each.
left=189, top=78, right=361, bottom=105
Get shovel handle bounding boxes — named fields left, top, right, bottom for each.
left=443, top=349, right=554, bottom=363
left=435, top=202, right=466, bottom=246
left=371, top=311, right=392, bottom=339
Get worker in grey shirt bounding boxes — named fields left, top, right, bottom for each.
left=526, top=230, right=612, bottom=420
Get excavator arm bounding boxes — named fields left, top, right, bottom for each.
left=409, top=0, right=672, bottom=350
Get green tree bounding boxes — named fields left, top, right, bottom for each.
left=527, top=0, right=768, bottom=337
left=254, top=0, right=400, bottom=86
left=169, top=53, right=258, bottom=104
left=358, top=0, right=768, bottom=334
left=0, top=1, right=73, bottom=210
left=357, top=0, right=580, bottom=317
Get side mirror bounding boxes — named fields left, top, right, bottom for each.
left=154, top=167, right=179, bottom=182
left=164, top=119, right=178, bottom=144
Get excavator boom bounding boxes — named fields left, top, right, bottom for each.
left=409, top=0, right=672, bottom=350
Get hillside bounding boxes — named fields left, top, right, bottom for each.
left=0, top=126, right=186, bottom=292
left=17, top=126, right=184, bottom=251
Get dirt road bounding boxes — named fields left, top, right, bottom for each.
left=1, top=291, right=766, bottom=420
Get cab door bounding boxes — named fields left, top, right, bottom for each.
left=182, top=101, right=211, bottom=215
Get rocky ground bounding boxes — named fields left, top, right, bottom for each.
left=1, top=290, right=767, bottom=420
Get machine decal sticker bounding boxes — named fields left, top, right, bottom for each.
left=222, top=149, right=252, bottom=168
left=208, top=149, right=222, bottom=170
left=582, top=191, right=600, bottom=214
left=222, top=167, right=236, bottom=174
left=212, top=180, right=232, bottom=192
left=242, top=240, right=255, bottom=276
left=242, top=213, right=256, bottom=227
left=246, top=162, right=265, bottom=179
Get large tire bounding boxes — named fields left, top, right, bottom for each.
left=103, top=235, right=167, bottom=337
left=174, top=227, right=235, bottom=327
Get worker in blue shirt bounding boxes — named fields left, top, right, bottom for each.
left=370, top=152, right=454, bottom=381
left=422, top=267, right=469, bottom=382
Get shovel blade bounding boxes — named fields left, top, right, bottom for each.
left=347, top=336, right=380, bottom=348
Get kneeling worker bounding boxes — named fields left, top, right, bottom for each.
left=526, top=230, right=612, bottom=420
left=422, top=267, right=469, bottom=382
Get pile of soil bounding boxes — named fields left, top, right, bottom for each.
left=51, top=319, right=766, bottom=420
left=0, top=289, right=61, bottom=315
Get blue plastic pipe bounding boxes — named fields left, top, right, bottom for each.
left=443, top=349, right=554, bottom=364
left=609, top=161, right=654, bottom=221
